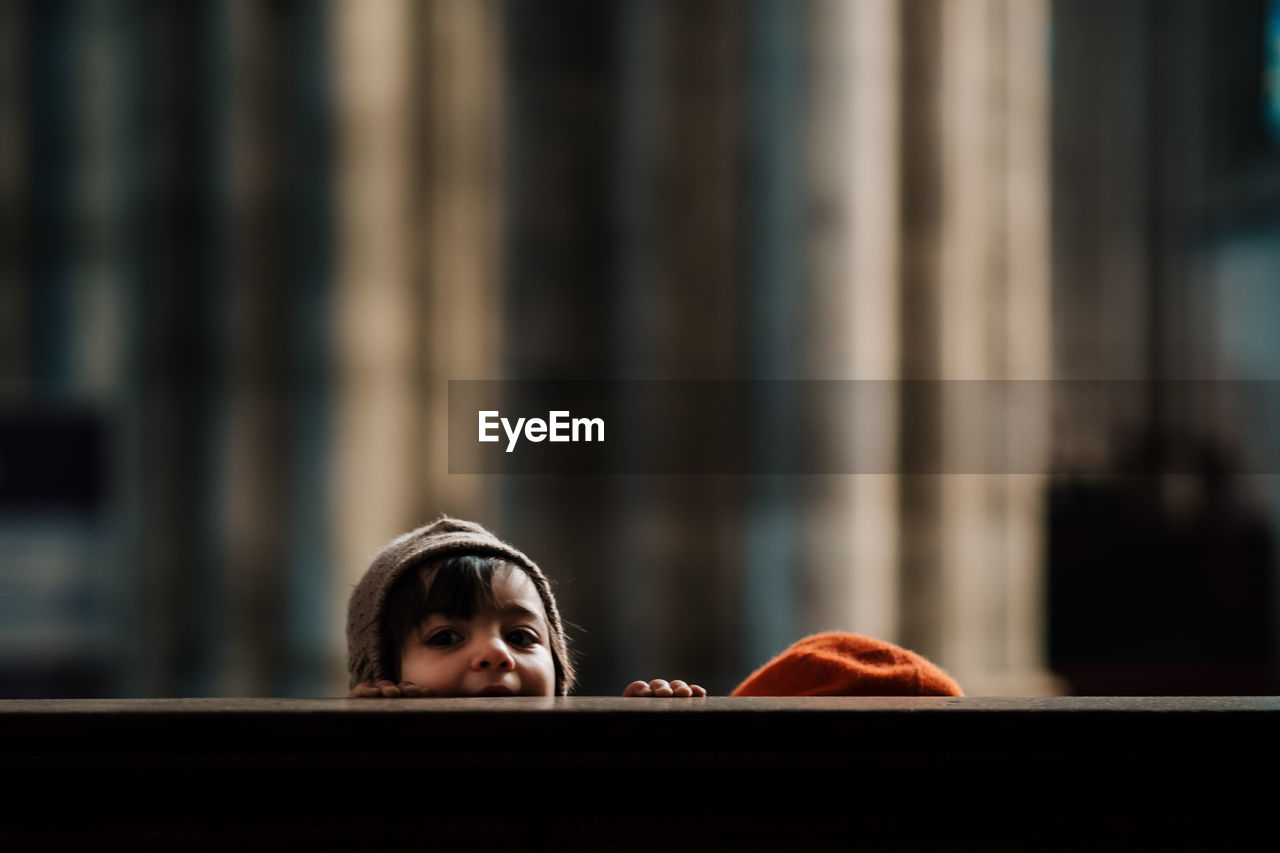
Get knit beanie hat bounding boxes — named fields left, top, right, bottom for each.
left=346, top=516, right=576, bottom=695
left=731, top=631, right=963, bottom=697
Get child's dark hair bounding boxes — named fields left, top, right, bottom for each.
left=381, top=555, right=518, bottom=680
left=347, top=516, right=576, bottom=694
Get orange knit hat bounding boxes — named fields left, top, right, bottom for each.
left=731, top=631, right=963, bottom=697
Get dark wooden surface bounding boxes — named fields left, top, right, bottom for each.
left=3, top=696, right=1277, bottom=849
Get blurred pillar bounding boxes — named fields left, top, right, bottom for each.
left=804, top=0, right=903, bottom=644
left=68, top=2, right=127, bottom=399
left=220, top=0, right=292, bottom=695
left=417, top=0, right=503, bottom=522
left=999, top=0, right=1055, bottom=692
left=73, top=0, right=131, bottom=691
left=501, top=0, right=754, bottom=693
left=331, top=0, right=419, bottom=681
left=136, top=2, right=221, bottom=695
left=743, top=0, right=803, bottom=681
left=895, top=0, right=1057, bottom=694
left=1052, top=0, right=1214, bottom=436
left=611, top=0, right=662, bottom=687
left=330, top=0, right=503, bottom=690
left=638, top=0, right=750, bottom=690
left=1052, top=1, right=1152, bottom=387
left=218, top=0, right=342, bottom=696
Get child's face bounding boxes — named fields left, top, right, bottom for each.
left=398, top=565, right=557, bottom=697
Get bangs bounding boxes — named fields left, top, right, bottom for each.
left=420, top=554, right=503, bottom=620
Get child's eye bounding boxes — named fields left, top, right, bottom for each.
left=425, top=629, right=463, bottom=647
left=505, top=628, right=538, bottom=647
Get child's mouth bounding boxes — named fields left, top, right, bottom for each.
left=473, top=684, right=515, bottom=696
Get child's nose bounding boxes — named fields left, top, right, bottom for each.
left=470, top=636, right=515, bottom=671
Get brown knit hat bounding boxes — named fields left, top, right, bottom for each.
left=731, top=631, right=963, bottom=697
left=346, top=516, right=576, bottom=694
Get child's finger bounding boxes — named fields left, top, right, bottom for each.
left=399, top=681, right=422, bottom=697
left=626, top=677, right=707, bottom=697
left=348, top=682, right=381, bottom=698
left=376, top=679, right=401, bottom=697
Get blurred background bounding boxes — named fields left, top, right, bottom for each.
left=2, top=0, right=1279, bottom=698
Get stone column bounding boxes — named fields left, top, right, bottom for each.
left=804, top=0, right=903, bottom=645
left=417, top=0, right=504, bottom=520
left=330, top=0, right=420, bottom=682
left=896, top=0, right=1057, bottom=694
left=329, top=0, right=506, bottom=690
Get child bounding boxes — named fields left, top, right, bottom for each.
left=347, top=516, right=706, bottom=698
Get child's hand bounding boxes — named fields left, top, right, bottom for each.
left=348, top=679, right=431, bottom=698
left=623, top=678, right=707, bottom=698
